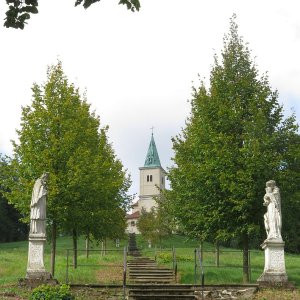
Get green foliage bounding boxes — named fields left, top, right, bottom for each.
left=3, top=61, right=130, bottom=250
left=0, top=156, right=28, bottom=242
left=4, top=0, right=140, bottom=29
left=29, top=284, right=74, bottom=300
left=137, top=207, right=170, bottom=245
left=167, top=15, right=300, bottom=251
left=157, top=252, right=193, bottom=263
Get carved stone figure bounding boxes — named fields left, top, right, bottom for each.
left=257, top=180, right=288, bottom=285
left=263, top=180, right=282, bottom=241
left=26, top=173, right=52, bottom=282
left=30, top=173, right=48, bottom=235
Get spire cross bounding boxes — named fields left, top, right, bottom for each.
left=150, top=126, right=154, bottom=135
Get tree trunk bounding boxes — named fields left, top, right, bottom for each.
left=72, top=228, right=78, bottom=269
left=50, top=222, right=57, bottom=277
left=85, top=234, right=90, bottom=259
left=199, top=241, right=203, bottom=262
left=242, top=234, right=249, bottom=283
left=215, top=241, right=220, bottom=267
left=101, top=240, right=104, bottom=256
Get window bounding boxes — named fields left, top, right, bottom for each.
left=131, top=221, right=135, bottom=226
left=147, top=175, right=153, bottom=182
left=162, top=177, right=164, bottom=185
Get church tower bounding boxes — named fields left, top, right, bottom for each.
left=126, top=132, right=166, bottom=233
left=138, top=133, right=166, bottom=211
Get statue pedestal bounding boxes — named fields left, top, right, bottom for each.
left=26, top=233, right=52, bottom=280
left=257, top=239, right=288, bottom=285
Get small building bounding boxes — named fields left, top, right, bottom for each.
left=126, top=133, right=166, bottom=234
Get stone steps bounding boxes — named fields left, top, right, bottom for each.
left=127, top=284, right=258, bottom=300
left=128, top=233, right=141, bottom=257
left=128, top=285, right=195, bottom=299
left=129, top=270, right=174, bottom=274
left=127, top=257, right=175, bottom=284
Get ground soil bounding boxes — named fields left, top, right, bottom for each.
left=252, top=288, right=300, bottom=300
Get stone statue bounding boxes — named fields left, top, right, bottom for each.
left=263, top=180, right=282, bottom=241
left=25, top=172, right=53, bottom=283
left=257, top=180, right=288, bottom=285
left=30, top=173, right=49, bottom=235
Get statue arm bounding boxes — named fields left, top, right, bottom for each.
left=30, top=183, right=45, bottom=207
left=263, top=193, right=271, bottom=206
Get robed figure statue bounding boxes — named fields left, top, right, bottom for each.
left=263, top=180, right=282, bottom=241
left=30, top=173, right=49, bottom=235
left=257, top=180, right=288, bottom=284
left=26, top=172, right=53, bottom=282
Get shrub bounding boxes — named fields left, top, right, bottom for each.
left=157, top=252, right=193, bottom=263
left=29, top=284, right=75, bottom=300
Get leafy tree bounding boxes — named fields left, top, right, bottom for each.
left=0, top=156, right=28, bottom=242
left=137, top=207, right=170, bottom=247
left=3, top=61, right=130, bottom=275
left=168, top=15, right=299, bottom=282
left=277, top=133, right=300, bottom=253
left=4, top=0, right=140, bottom=29
left=67, top=127, right=131, bottom=265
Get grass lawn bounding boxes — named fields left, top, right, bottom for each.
left=0, top=236, right=127, bottom=286
left=137, top=235, right=300, bottom=286
left=0, top=234, right=299, bottom=299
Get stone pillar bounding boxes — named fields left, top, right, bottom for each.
left=257, top=239, right=288, bottom=284
left=26, top=233, right=52, bottom=280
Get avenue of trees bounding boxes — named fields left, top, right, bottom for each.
left=4, top=0, right=141, bottom=29
left=1, top=61, right=131, bottom=275
left=165, top=16, right=300, bottom=282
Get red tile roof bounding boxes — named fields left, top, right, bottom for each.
left=126, top=211, right=140, bottom=219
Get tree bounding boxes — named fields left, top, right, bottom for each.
left=277, top=133, right=300, bottom=253
left=0, top=156, right=28, bottom=242
left=4, top=0, right=140, bottom=29
left=137, top=207, right=170, bottom=247
left=168, top=15, right=299, bottom=282
left=3, top=61, right=130, bottom=275
left=66, top=127, right=131, bottom=265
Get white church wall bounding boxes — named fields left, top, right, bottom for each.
left=126, top=219, right=139, bottom=234
left=139, top=167, right=166, bottom=196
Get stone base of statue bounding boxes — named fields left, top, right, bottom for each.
left=257, top=239, right=289, bottom=286
left=22, top=233, right=55, bottom=287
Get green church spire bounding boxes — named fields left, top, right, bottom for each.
left=144, top=133, right=161, bottom=168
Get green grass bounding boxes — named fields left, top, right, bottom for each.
left=0, top=235, right=299, bottom=299
left=0, top=234, right=300, bottom=288
left=0, top=236, right=127, bottom=286
left=137, top=235, right=300, bottom=286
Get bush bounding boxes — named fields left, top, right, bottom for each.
left=29, top=284, right=75, bottom=300
left=157, top=252, right=193, bottom=263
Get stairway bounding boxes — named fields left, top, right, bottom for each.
left=128, top=284, right=196, bottom=299
left=127, top=257, right=175, bottom=284
left=128, top=233, right=141, bottom=257
left=128, top=284, right=258, bottom=299
left=127, top=257, right=195, bottom=299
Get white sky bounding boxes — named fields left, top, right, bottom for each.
left=0, top=0, right=299, bottom=196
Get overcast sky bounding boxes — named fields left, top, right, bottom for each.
left=0, top=0, right=299, bottom=196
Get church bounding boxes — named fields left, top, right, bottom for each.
left=126, top=133, right=166, bottom=234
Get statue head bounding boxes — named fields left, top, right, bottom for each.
left=266, top=180, right=276, bottom=189
left=41, top=172, right=49, bottom=184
